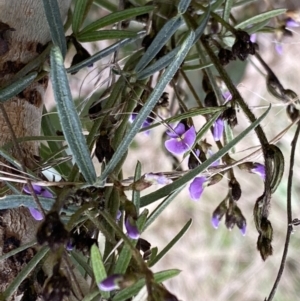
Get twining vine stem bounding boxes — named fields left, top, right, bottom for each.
left=266, top=122, right=300, bottom=301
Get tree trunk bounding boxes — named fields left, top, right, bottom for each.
left=0, top=1, right=71, bottom=299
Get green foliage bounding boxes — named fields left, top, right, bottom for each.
left=2, top=1, right=299, bottom=300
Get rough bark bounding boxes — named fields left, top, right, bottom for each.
left=0, top=0, right=71, bottom=298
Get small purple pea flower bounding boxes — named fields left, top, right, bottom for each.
left=251, top=163, right=265, bottom=181
left=129, top=113, right=153, bottom=135
left=211, top=215, right=220, bottom=229
left=23, top=184, right=53, bottom=221
left=125, top=216, right=139, bottom=239
left=165, top=123, right=196, bottom=156
left=213, top=118, right=224, bottom=141
left=188, top=176, right=206, bottom=201
left=286, top=18, right=300, bottom=28
left=99, top=274, right=123, bottom=292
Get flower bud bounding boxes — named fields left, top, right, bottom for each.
left=229, top=178, right=241, bottom=201
left=257, top=233, right=273, bottom=261
left=43, top=263, right=70, bottom=301
left=286, top=104, right=299, bottom=122
left=211, top=200, right=227, bottom=229
left=204, top=91, right=218, bottom=107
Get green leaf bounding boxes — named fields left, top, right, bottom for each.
left=235, top=8, right=287, bottom=29
left=0, top=72, right=37, bottom=103
left=0, top=246, right=49, bottom=301
left=136, top=46, right=180, bottom=80
left=0, top=196, right=77, bottom=215
left=140, top=105, right=272, bottom=207
left=77, top=30, right=137, bottom=42
left=149, top=219, right=192, bottom=267
left=223, top=0, right=234, bottom=23
left=72, top=0, right=93, bottom=34
left=82, top=290, right=101, bottom=301
left=98, top=31, right=195, bottom=185
left=193, top=4, right=211, bottom=42
left=70, top=250, right=94, bottom=277
left=0, top=240, right=36, bottom=262
left=132, top=161, right=142, bottom=213
left=178, top=0, right=191, bottom=14
left=42, top=0, right=67, bottom=57
left=91, top=244, right=109, bottom=298
left=80, top=6, right=154, bottom=34
left=112, top=269, right=181, bottom=301
left=143, top=189, right=183, bottom=231
left=134, top=16, right=183, bottom=73
left=67, top=31, right=146, bottom=74
left=50, top=46, right=96, bottom=184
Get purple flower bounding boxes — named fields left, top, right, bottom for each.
left=125, top=216, right=139, bottom=239
left=23, top=184, right=53, bottom=221
left=211, top=216, right=220, bottom=229
left=251, top=163, right=265, bottom=181
left=188, top=176, right=206, bottom=201
left=165, top=123, right=196, bottom=155
left=29, top=207, right=43, bottom=221
left=213, top=118, right=224, bottom=141
left=23, top=184, right=53, bottom=198
left=98, top=274, right=123, bottom=291
left=286, top=18, right=300, bottom=28
left=129, top=113, right=152, bottom=134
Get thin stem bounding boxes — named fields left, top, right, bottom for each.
left=200, top=36, right=273, bottom=213
left=266, top=122, right=300, bottom=301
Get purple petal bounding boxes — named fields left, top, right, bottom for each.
left=251, top=163, right=265, bottom=181
left=189, top=177, right=206, bottom=201
left=29, top=207, right=43, bottom=221
left=129, top=113, right=137, bottom=123
left=23, top=184, right=43, bottom=195
left=286, top=18, right=300, bottom=28
left=116, top=210, right=122, bottom=221
left=41, top=189, right=53, bottom=198
left=240, top=224, right=247, bottom=236
left=207, top=150, right=220, bottom=167
left=213, top=118, right=224, bottom=141
left=211, top=216, right=219, bottom=229
left=125, top=217, right=139, bottom=239
left=223, top=91, right=232, bottom=102
left=165, top=139, right=191, bottom=155
left=182, top=126, right=196, bottom=147
left=99, top=274, right=123, bottom=291
left=166, top=123, right=186, bottom=138
left=250, top=33, right=257, bottom=43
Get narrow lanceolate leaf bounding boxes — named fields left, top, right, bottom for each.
left=132, top=161, right=142, bottom=212
left=0, top=72, right=37, bottom=102
left=223, top=0, right=234, bottom=23
left=235, top=8, right=287, bottom=29
left=134, top=16, right=183, bottom=73
left=269, top=144, right=284, bottom=193
left=50, top=46, right=96, bottom=184
left=80, top=6, right=154, bottom=34
left=91, top=244, right=109, bottom=298
left=67, top=31, right=146, bottom=74
left=98, top=31, right=195, bottom=185
left=77, top=30, right=137, bottom=42
left=149, top=219, right=192, bottom=267
left=72, top=0, right=93, bottom=34
left=112, top=269, right=181, bottom=301
left=136, top=46, right=180, bottom=80
left=0, top=247, right=49, bottom=301
left=178, top=0, right=191, bottom=14
left=42, top=0, right=67, bottom=57
left=140, top=105, right=272, bottom=207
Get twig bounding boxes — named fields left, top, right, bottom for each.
left=265, top=122, right=300, bottom=301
